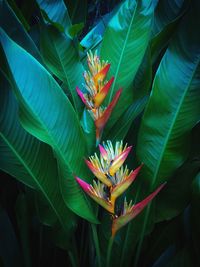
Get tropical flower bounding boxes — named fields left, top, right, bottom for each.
left=75, top=140, right=166, bottom=236
left=76, top=51, right=122, bottom=144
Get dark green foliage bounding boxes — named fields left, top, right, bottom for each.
left=0, top=0, right=200, bottom=266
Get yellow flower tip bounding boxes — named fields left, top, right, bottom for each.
left=109, top=146, right=132, bottom=176
left=85, top=158, right=112, bottom=187
left=93, top=76, right=114, bottom=107
left=93, top=63, right=111, bottom=88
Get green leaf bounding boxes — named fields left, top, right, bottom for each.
left=106, top=48, right=152, bottom=141
left=135, top=2, right=200, bottom=264
left=152, top=0, right=186, bottom=37
left=100, top=0, right=155, bottom=132
left=155, top=160, right=200, bottom=222
left=40, top=25, right=85, bottom=115
left=80, top=11, right=115, bottom=53
left=0, top=29, right=98, bottom=223
left=0, top=0, right=41, bottom=62
left=35, top=191, right=58, bottom=226
left=69, top=23, right=84, bottom=38
left=7, top=0, right=30, bottom=31
left=65, top=0, right=87, bottom=24
left=0, top=75, right=76, bottom=234
left=151, top=0, right=188, bottom=64
left=36, top=0, right=71, bottom=34
left=137, top=3, right=200, bottom=189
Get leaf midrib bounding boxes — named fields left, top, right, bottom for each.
left=150, top=56, right=200, bottom=187
left=51, top=33, right=79, bottom=113
left=108, top=1, right=138, bottom=103
left=0, top=132, right=67, bottom=231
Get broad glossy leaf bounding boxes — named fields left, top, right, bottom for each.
left=65, top=0, right=87, bottom=24
left=155, top=160, right=200, bottom=222
left=0, top=76, right=75, bottom=233
left=0, top=29, right=97, bottom=223
left=100, top=0, right=155, bottom=131
left=152, top=0, right=186, bottom=37
left=151, top=0, right=187, bottom=64
left=137, top=2, right=200, bottom=187
left=0, top=0, right=41, bottom=61
left=106, top=48, right=152, bottom=141
left=133, top=3, right=200, bottom=265
left=36, top=0, right=71, bottom=34
left=121, top=3, right=200, bottom=265
left=40, top=25, right=84, bottom=115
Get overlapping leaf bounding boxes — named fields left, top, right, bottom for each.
left=100, top=0, right=156, bottom=132
left=0, top=76, right=75, bottom=233
left=40, top=25, right=84, bottom=115
left=0, top=29, right=98, bottom=223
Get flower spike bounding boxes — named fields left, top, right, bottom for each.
left=93, top=63, right=111, bottom=88
left=108, top=145, right=132, bottom=176
left=110, top=164, right=143, bottom=206
left=76, top=177, right=114, bottom=213
left=111, top=183, right=166, bottom=237
left=85, top=158, right=112, bottom=187
left=98, top=144, right=108, bottom=161
left=76, top=87, right=89, bottom=107
left=95, top=89, right=122, bottom=144
left=93, top=76, right=114, bottom=107
left=76, top=51, right=122, bottom=144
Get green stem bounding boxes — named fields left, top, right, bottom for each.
left=68, top=235, right=79, bottom=267
left=91, top=224, right=101, bottom=267
left=68, top=251, right=77, bottom=267
left=106, top=237, right=114, bottom=267
left=120, top=187, right=141, bottom=266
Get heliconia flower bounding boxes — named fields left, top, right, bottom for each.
left=93, top=63, right=111, bottom=88
left=76, top=86, right=89, bottom=107
left=93, top=77, right=114, bottom=108
left=111, top=183, right=166, bottom=237
left=76, top=177, right=114, bottom=213
left=98, top=140, right=132, bottom=176
left=85, top=156, right=112, bottom=187
left=110, top=165, right=143, bottom=206
left=108, top=145, right=132, bottom=176
left=95, top=89, right=122, bottom=144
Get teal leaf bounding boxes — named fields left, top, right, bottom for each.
left=0, top=29, right=98, bottom=223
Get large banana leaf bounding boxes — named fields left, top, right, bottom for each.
left=64, top=0, right=87, bottom=24
left=151, top=0, right=187, bottom=64
left=40, top=25, right=84, bottom=115
left=0, top=0, right=41, bottom=62
left=137, top=4, right=200, bottom=188
left=100, top=0, right=155, bottom=132
left=118, top=2, right=200, bottom=266
left=134, top=2, right=200, bottom=265
left=0, top=29, right=98, bottom=223
left=36, top=0, right=71, bottom=33
left=0, top=75, right=75, bottom=234
left=106, top=48, right=152, bottom=141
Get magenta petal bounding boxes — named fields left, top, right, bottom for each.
left=99, top=144, right=108, bottom=160
left=130, top=183, right=166, bottom=217
left=76, top=87, right=88, bottom=107
left=112, top=183, right=166, bottom=236
left=76, top=176, right=92, bottom=193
